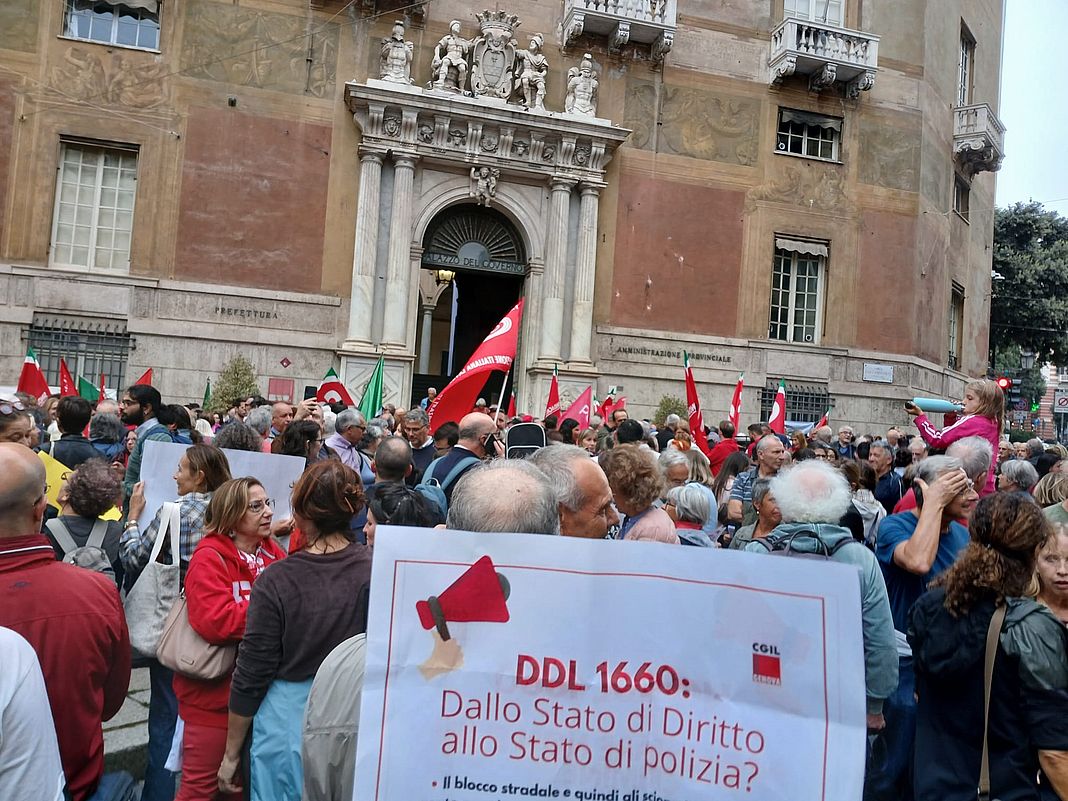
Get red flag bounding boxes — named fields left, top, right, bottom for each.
left=729, top=373, right=745, bottom=431
left=560, top=386, right=593, bottom=429
left=683, top=352, right=711, bottom=458
left=429, top=300, right=524, bottom=429
left=99, top=374, right=107, bottom=403
left=768, top=379, right=787, bottom=435
left=544, top=366, right=560, bottom=419
left=316, top=367, right=355, bottom=406
left=17, top=348, right=50, bottom=403
left=58, top=359, right=77, bottom=397
left=814, top=407, right=832, bottom=431
left=507, top=392, right=516, bottom=418
left=133, top=368, right=153, bottom=386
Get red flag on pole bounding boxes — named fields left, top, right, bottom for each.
left=544, top=365, right=560, bottom=419
left=729, top=372, right=745, bottom=431
left=17, top=348, right=50, bottom=403
left=133, top=368, right=153, bottom=386
left=560, top=386, right=593, bottom=429
left=814, top=406, right=832, bottom=431
left=429, top=300, right=524, bottom=429
left=683, top=352, right=712, bottom=458
left=507, top=392, right=516, bottom=418
left=768, top=379, right=787, bottom=435
left=58, top=358, right=77, bottom=397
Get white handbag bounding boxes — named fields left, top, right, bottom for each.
left=124, top=501, right=182, bottom=660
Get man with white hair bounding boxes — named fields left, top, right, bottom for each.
left=656, top=413, right=680, bottom=451
left=530, top=445, right=619, bottom=538
left=447, top=459, right=559, bottom=535
left=868, top=454, right=978, bottom=801
left=836, top=426, right=856, bottom=460
left=907, top=437, right=928, bottom=464
left=745, top=461, right=897, bottom=733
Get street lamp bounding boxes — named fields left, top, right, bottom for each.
left=1021, top=350, right=1036, bottom=370
left=434, top=269, right=455, bottom=285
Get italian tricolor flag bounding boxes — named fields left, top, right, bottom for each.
left=17, top=348, right=50, bottom=403
left=768, top=379, right=787, bottom=435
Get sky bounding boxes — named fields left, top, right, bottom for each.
left=995, top=0, right=1068, bottom=212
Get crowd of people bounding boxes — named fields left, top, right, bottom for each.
left=1, top=374, right=1068, bottom=801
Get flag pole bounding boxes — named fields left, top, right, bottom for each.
left=495, top=363, right=511, bottom=416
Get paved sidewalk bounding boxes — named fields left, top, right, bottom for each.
left=104, top=667, right=150, bottom=778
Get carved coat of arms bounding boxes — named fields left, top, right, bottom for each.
left=470, top=11, right=520, bottom=99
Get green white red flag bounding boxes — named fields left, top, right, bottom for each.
left=317, top=367, right=355, bottom=406
left=17, top=348, right=50, bottom=403
left=729, top=373, right=744, bottom=431
left=768, top=379, right=787, bottom=435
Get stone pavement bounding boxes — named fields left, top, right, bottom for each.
left=104, top=666, right=150, bottom=779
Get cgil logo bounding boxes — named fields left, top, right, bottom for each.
left=752, top=642, right=781, bottom=686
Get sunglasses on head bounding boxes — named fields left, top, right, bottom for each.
left=0, top=400, right=26, bottom=415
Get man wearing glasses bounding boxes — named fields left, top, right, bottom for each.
left=119, top=384, right=174, bottom=503
left=0, top=443, right=131, bottom=801
left=400, top=407, right=436, bottom=479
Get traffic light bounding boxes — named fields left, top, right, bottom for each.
left=996, top=376, right=1013, bottom=391
left=1031, top=401, right=1041, bottom=413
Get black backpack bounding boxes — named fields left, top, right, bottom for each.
left=750, top=528, right=861, bottom=561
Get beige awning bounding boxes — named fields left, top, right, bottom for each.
left=120, top=0, right=160, bottom=14
left=780, top=109, right=842, bottom=131
left=775, top=237, right=828, bottom=257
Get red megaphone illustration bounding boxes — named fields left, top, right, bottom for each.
left=416, top=555, right=511, bottom=641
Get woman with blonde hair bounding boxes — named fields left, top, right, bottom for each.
left=219, top=460, right=371, bottom=799
left=905, top=378, right=1004, bottom=496
left=601, top=445, right=678, bottom=544
left=908, top=493, right=1068, bottom=799
left=175, top=477, right=286, bottom=801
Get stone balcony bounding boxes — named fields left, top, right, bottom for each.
left=768, top=17, right=879, bottom=98
left=563, top=0, right=677, bottom=62
left=953, top=103, right=1006, bottom=175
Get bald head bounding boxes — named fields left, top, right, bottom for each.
left=373, top=436, right=413, bottom=482
left=447, top=460, right=559, bottom=535
left=458, top=412, right=497, bottom=443
left=0, top=443, right=47, bottom=538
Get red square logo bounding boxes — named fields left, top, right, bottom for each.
left=753, top=653, right=781, bottom=685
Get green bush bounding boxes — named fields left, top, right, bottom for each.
left=653, top=394, right=687, bottom=427
left=209, top=355, right=260, bottom=413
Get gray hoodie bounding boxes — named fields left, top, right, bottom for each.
left=745, top=522, right=899, bottom=714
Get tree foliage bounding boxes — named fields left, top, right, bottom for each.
left=653, top=394, right=687, bottom=426
left=993, top=349, right=1046, bottom=409
left=991, top=202, right=1068, bottom=365
left=210, top=355, right=260, bottom=413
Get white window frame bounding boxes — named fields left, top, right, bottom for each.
left=63, top=0, right=161, bottom=52
left=958, top=25, right=975, bottom=107
left=784, top=0, right=843, bottom=26
left=953, top=176, right=970, bottom=222
left=775, top=108, right=842, bottom=162
left=768, top=239, right=827, bottom=345
left=50, top=140, right=139, bottom=274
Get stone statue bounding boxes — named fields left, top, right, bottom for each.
left=432, top=20, right=470, bottom=92
left=380, top=20, right=413, bottom=84
left=515, top=34, right=548, bottom=110
left=565, top=53, right=599, bottom=117
left=470, top=166, right=500, bottom=205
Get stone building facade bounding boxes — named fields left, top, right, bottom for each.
left=0, top=0, right=1004, bottom=431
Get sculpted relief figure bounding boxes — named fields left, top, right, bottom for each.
left=432, top=20, right=470, bottom=92
left=565, top=53, right=598, bottom=117
left=515, top=34, right=548, bottom=110
left=470, top=166, right=500, bottom=206
left=380, top=20, right=414, bottom=84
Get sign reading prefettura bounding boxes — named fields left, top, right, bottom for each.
left=354, top=528, right=866, bottom=801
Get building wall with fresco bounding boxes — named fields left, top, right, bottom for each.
left=0, top=0, right=1004, bottom=431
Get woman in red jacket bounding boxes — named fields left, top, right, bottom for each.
left=174, top=477, right=286, bottom=801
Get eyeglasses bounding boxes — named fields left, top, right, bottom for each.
left=248, top=499, right=274, bottom=514
left=120, top=398, right=138, bottom=407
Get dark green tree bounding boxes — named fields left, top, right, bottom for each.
left=653, top=394, right=687, bottom=426
left=990, top=202, right=1068, bottom=365
left=210, top=355, right=260, bottom=413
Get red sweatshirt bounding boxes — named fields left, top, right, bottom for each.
left=174, top=532, right=286, bottom=727
left=914, top=413, right=1000, bottom=496
left=707, top=438, right=740, bottom=476
left=0, top=534, right=131, bottom=801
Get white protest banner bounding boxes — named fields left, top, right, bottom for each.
left=355, top=528, right=866, bottom=801
left=137, top=440, right=306, bottom=530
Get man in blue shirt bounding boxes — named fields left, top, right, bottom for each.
left=869, top=440, right=903, bottom=515
left=868, top=455, right=978, bottom=801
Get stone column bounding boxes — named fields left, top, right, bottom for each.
left=417, top=302, right=435, bottom=373
left=346, top=151, right=383, bottom=345
left=383, top=154, right=418, bottom=347
left=569, top=184, right=600, bottom=364
left=539, top=178, right=574, bottom=362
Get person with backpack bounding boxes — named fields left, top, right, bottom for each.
left=46, top=457, right=125, bottom=588
left=421, top=412, right=499, bottom=509
left=743, top=460, right=898, bottom=736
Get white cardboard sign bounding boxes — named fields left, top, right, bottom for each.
left=137, top=440, right=306, bottom=530
left=355, top=528, right=866, bottom=801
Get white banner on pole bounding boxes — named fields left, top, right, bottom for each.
left=355, top=528, right=866, bottom=801
left=137, top=440, right=306, bottom=530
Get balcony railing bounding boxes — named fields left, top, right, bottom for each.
left=563, top=0, right=677, bottom=62
left=953, top=103, right=1006, bottom=175
left=768, top=17, right=879, bottom=97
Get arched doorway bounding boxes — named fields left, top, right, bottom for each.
left=414, top=205, right=526, bottom=404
